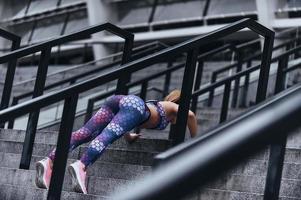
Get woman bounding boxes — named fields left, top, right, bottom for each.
left=35, top=89, right=197, bottom=194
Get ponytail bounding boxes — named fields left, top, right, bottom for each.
left=164, top=89, right=181, bottom=104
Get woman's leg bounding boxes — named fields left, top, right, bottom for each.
left=47, top=95, right=124, bottom=161
left=79, top=95, right=146, bottom=168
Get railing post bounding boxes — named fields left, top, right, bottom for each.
left=115, top=37, right=134, bottom=95
left=136, top=82, right=148, bottom=134
left=140, top=82, right=148, bottom=100
left=170, top=49, right=198, bottom=146
left=85, top=98, right=94, bottom=123
left=219, top=81, right=231, bottom=123
left=256, top=34, right=275, bottom=103
left=47, top=94, right=78, bottom=200
left=239, top=60, right=252, bottom=108
left=20, top=47, right=52, bottom=169
left=263, top=55, right=288, bottom=200
left=0, top=38, right=21, bottom=128
left=163, top=61, right=173, bottom=97
left=231, top=51, right=243, bottom=108
left=207, top=73, right=216, bottom=107
left=191, top=60, right=204, bottom=113
left=7, top=97, right=19, bottom=129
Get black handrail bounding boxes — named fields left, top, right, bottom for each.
left=154, top=46, right=301, bottom=165
left=207, top=36, right=301, bottom=107
left=0, top=28, right=21, bottom=120
left=111, top=83, right=301, bottom=200
left=13, top=41, right=165, bottom=98
left=84, top=43, right=238, bottom=122
left=154, top=42, right=301, bottom=200
left=0, top=18, right=273, bottom=199
left=7, top=42, right=166, bottom=128
left=1, top=23, right=134, bottom=173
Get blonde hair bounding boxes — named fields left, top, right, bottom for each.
left=164, top=89, right=181, bottom=104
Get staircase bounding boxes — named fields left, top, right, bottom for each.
left=1, top=106, right=301, bottom=200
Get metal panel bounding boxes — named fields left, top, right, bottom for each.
left=31, top=19, right=64, bottom=42
left=117, top=1, right=152, bottom=25
left=65, top=11, right=89, bottom=34
left=153, top=0, right=205, bottom=22
left=208, top=0, right=256, bottom=16
left=27, top=0, right=57, bottom=15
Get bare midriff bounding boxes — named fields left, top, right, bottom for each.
left=139, top=104, right=160, bottom=129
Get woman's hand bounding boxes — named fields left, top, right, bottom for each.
left=124, top=132, right=141, bottom=143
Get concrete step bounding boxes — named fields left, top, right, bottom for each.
left=0, top=183, right=105, bottom=200
left=198, top=188, right=263, bottom=200
left=204, top=173, right=301, bottom=199
left=0, top=139, right=157, bottom=166
left=0, top=152, right=151, bottom=180
left=198, top=188, right=301, bottom=200
left=0, top=129, right=170, bottom=153
left=0, top=166, right=135, bottom=196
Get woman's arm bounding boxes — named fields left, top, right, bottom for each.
left=187, top=110, right=197, bottom=138
left=166, top=102, right=197, bottom=138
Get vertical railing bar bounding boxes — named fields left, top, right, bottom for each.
left=136, top=82, right=148, bottom=134
left=163, top=61, right=173, bottom=97
left=115, top=37, right=134, bottom=95
left=47, top=94, right=78, bottom=200
left=255, top=33, right=275, bottom=103
left=231, top=51, right=243, bottom=108
left=171, top=49, right=198, bottom=146
left=239, top=60, right=252, bottom=107
left=7, top=97, right=19, bottom=129
left=84, top=99, right=94, bottom=123
left=0, top=37, right=21, bottom=128
left=264, top=54, right=289, bottom=200
left=191, top=60, right=204, bottom=113
left=207, top=73, right=216, bottom=107
left=20, top=47, right=52, bottom=169
left=219, top=81, right=231, bottom=123
left=140, top=82, right=148, bottom=101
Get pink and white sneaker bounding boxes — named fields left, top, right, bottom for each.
left=35, top=157, right=53, bottom=189
left=68, top=160, right=87, bottom=194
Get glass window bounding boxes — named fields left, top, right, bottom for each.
left=117, top=1, right=153, bottom=25
left=65, top=11, right=89, bottom=34
left=153, top=0, right=205, bottom=22
left=27, top=0, right=57, bottom=15
left=31, top=17, right=64, bottom=42
left=207, top=0, right=256, bottom=16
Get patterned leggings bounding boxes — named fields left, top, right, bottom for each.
left=48, top=95, right=147, bottom=167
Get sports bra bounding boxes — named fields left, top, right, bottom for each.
left=140, top=100, right=171, bottom=130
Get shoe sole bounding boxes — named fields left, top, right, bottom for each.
left=35, top=162, right=47, bottom=189
left=68, top=165, right=86, bottom=194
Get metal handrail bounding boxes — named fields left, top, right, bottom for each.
left=207, top=36, right=301, bottom=107
left=7, top=42, right=166, bottom=128
left=154, top=41, right=301, bottom=200
left=83, top=43, right=238, bottom=122
left=155, top=46, right=301, bottom=164
left=0, top=18, right=273, bottom=199
left=0, top=22, right=134, bottom=199
left=112, top=83, right=301, bottom=200
left=0, top=28, right=21, bottom=120
left=10, top=41, right=164, bottom=99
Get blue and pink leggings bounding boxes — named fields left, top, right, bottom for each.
left=48, top=95, right=147, bottom=168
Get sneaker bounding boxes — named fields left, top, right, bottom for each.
left=35, top=157, right=53, bottom=189
left=68, top=160, right=87, bottom=194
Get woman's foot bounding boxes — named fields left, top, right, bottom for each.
left=68, top=160, right=87, bottom=194
left=35, top=157, right=53, bottom=189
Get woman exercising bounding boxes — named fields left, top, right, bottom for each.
left=35, top=89, right=197, bottom=194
